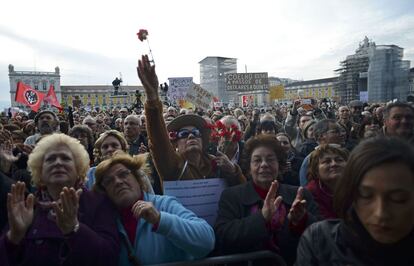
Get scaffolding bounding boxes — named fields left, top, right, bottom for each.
left=335, top=37, right=372, bottom=104
left=335, top=37, right=410, bottom=103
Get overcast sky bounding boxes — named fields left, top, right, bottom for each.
left=1, top=0, right=413, bottom=103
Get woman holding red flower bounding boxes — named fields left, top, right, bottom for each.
left=211, top=116, right=244, bottom=167
left=137, top=55, right=245, bottom=185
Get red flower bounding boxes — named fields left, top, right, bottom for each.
left=137, top=29, right=148, bottom=42
left=168, top=131, right=177, bottom=140
left=209, top=120, right=242, bottom=143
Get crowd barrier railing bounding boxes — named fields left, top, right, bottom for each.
left=149, top=250, right=287, bottom=266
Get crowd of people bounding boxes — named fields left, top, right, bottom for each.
left=0, top=54, right=413, bottom=265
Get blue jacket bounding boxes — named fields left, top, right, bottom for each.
left=118, top=192, right=215, bottom=265
left=299, top=154, right=310, bottom=187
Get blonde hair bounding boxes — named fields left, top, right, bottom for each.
left=28, top=133, right=90, bottom=187
left=93, top=130, right=128, bottom=163
left=93, top=151, right=150, bottom=193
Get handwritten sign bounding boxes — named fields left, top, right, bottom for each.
left=167, top=77, right=193, bottom=102
left=225, top=72, right=269, bottom=91
left=185, top=83, right=214, bottom=110
left=163, top=178, right=228, bottom=225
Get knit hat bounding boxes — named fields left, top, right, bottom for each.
left=34, top=110, right=58, bottom=124
left=303, top=120, right=317, bottom=138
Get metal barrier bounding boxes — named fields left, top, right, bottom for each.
left=150, top=250, right=287, bottom=266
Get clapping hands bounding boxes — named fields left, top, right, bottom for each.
left=261, top=181, right=283, bottom=222
left=288, top=187, right=307, bottom=225
left=51, top=187, right=82, bottom=235
left=6, top=182, right=34, bottom=244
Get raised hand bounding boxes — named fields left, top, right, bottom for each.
left=52, top=187, right=82, bottom=235
left=137, top=54, right=159, bottom=101
left=15, top=143, right=34, bottom=156
left=0, top=141, right=21, bottom=163
left=288, top=187, right=307, bottom=225
left=138, top=143, right=148, bottom=154
left=0, top=129, right=13, bottom=144
left=261, top=181, right=283, bottom=222
left=132, top=200, right=160, bottom=225
left=214, top=150, right=236, bottom=174
left=6, top=182, right=35, bottom=244
left=292, top=100, right=301, bottom=113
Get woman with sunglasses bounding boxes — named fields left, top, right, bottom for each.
left=137, top=55, right=245, bottom=185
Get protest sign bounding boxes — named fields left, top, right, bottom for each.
left=225, top=72, right=269, bottom=91
left=185, top=83, right=213, bottom=110
left=163, top=178, right=228, bottom=225
left=167, top=77, right=193, bottom=102
left=359, top=91, right=368, bottom=102
left=269, top=85, right=285, bottom=100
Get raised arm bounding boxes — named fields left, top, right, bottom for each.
left=137, top=55, right=182, bottom=181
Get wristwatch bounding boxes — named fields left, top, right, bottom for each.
left=64, top=223, right=80, bottom=236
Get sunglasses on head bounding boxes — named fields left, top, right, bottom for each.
left=177, top=128, right=202, bottom=139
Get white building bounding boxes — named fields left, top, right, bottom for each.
left=9, top=64, right=61, bottom=108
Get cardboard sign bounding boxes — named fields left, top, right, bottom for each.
left=163, top=178, right=228, bottom=225
left=269, top=85, right=285, bottom=100
left=185, top=83, right=213, bottom=110
left=225, top=72, right=269, bottom=91
left=167, top=77, right=193, bottom=102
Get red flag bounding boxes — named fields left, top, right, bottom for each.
left=44, top=85, right=62, bottom=110
left=15, top=82, right=45, bottom=112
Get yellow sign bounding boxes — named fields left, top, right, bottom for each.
left=178, top=99, right=194, bottom=109
left=269, top=85, right=285, bottom=100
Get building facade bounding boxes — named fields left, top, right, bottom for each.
left=335, top=37, right=411, bottom=103
left=60, top=85, right=145, bottom=110
left=284, top=77, right=338, bottom=101
left=8, top=64, right=145, bottom=110
left=199, top=56, right=237, bottom=104
left=9, top=64, right=62, bottom=108
left=367, top=45, right=410, bottom=102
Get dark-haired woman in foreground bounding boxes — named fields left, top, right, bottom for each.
left=296, top=137, right=414, bottom=265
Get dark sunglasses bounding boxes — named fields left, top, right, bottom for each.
left=177, top=128, right=202, bottom=139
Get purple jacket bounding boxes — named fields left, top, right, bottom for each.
left=0, top=190, right=120, bottom=266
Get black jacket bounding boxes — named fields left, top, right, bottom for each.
left=214, top=181, right=319, bottom=265
left=0, top=171, right=14, bottom=232
left=296, top=219, right=414, bottom=266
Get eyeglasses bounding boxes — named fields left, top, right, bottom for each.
left=177, top=128, right=202, bottom=139
left=101, top=169, right=131, bottom=188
